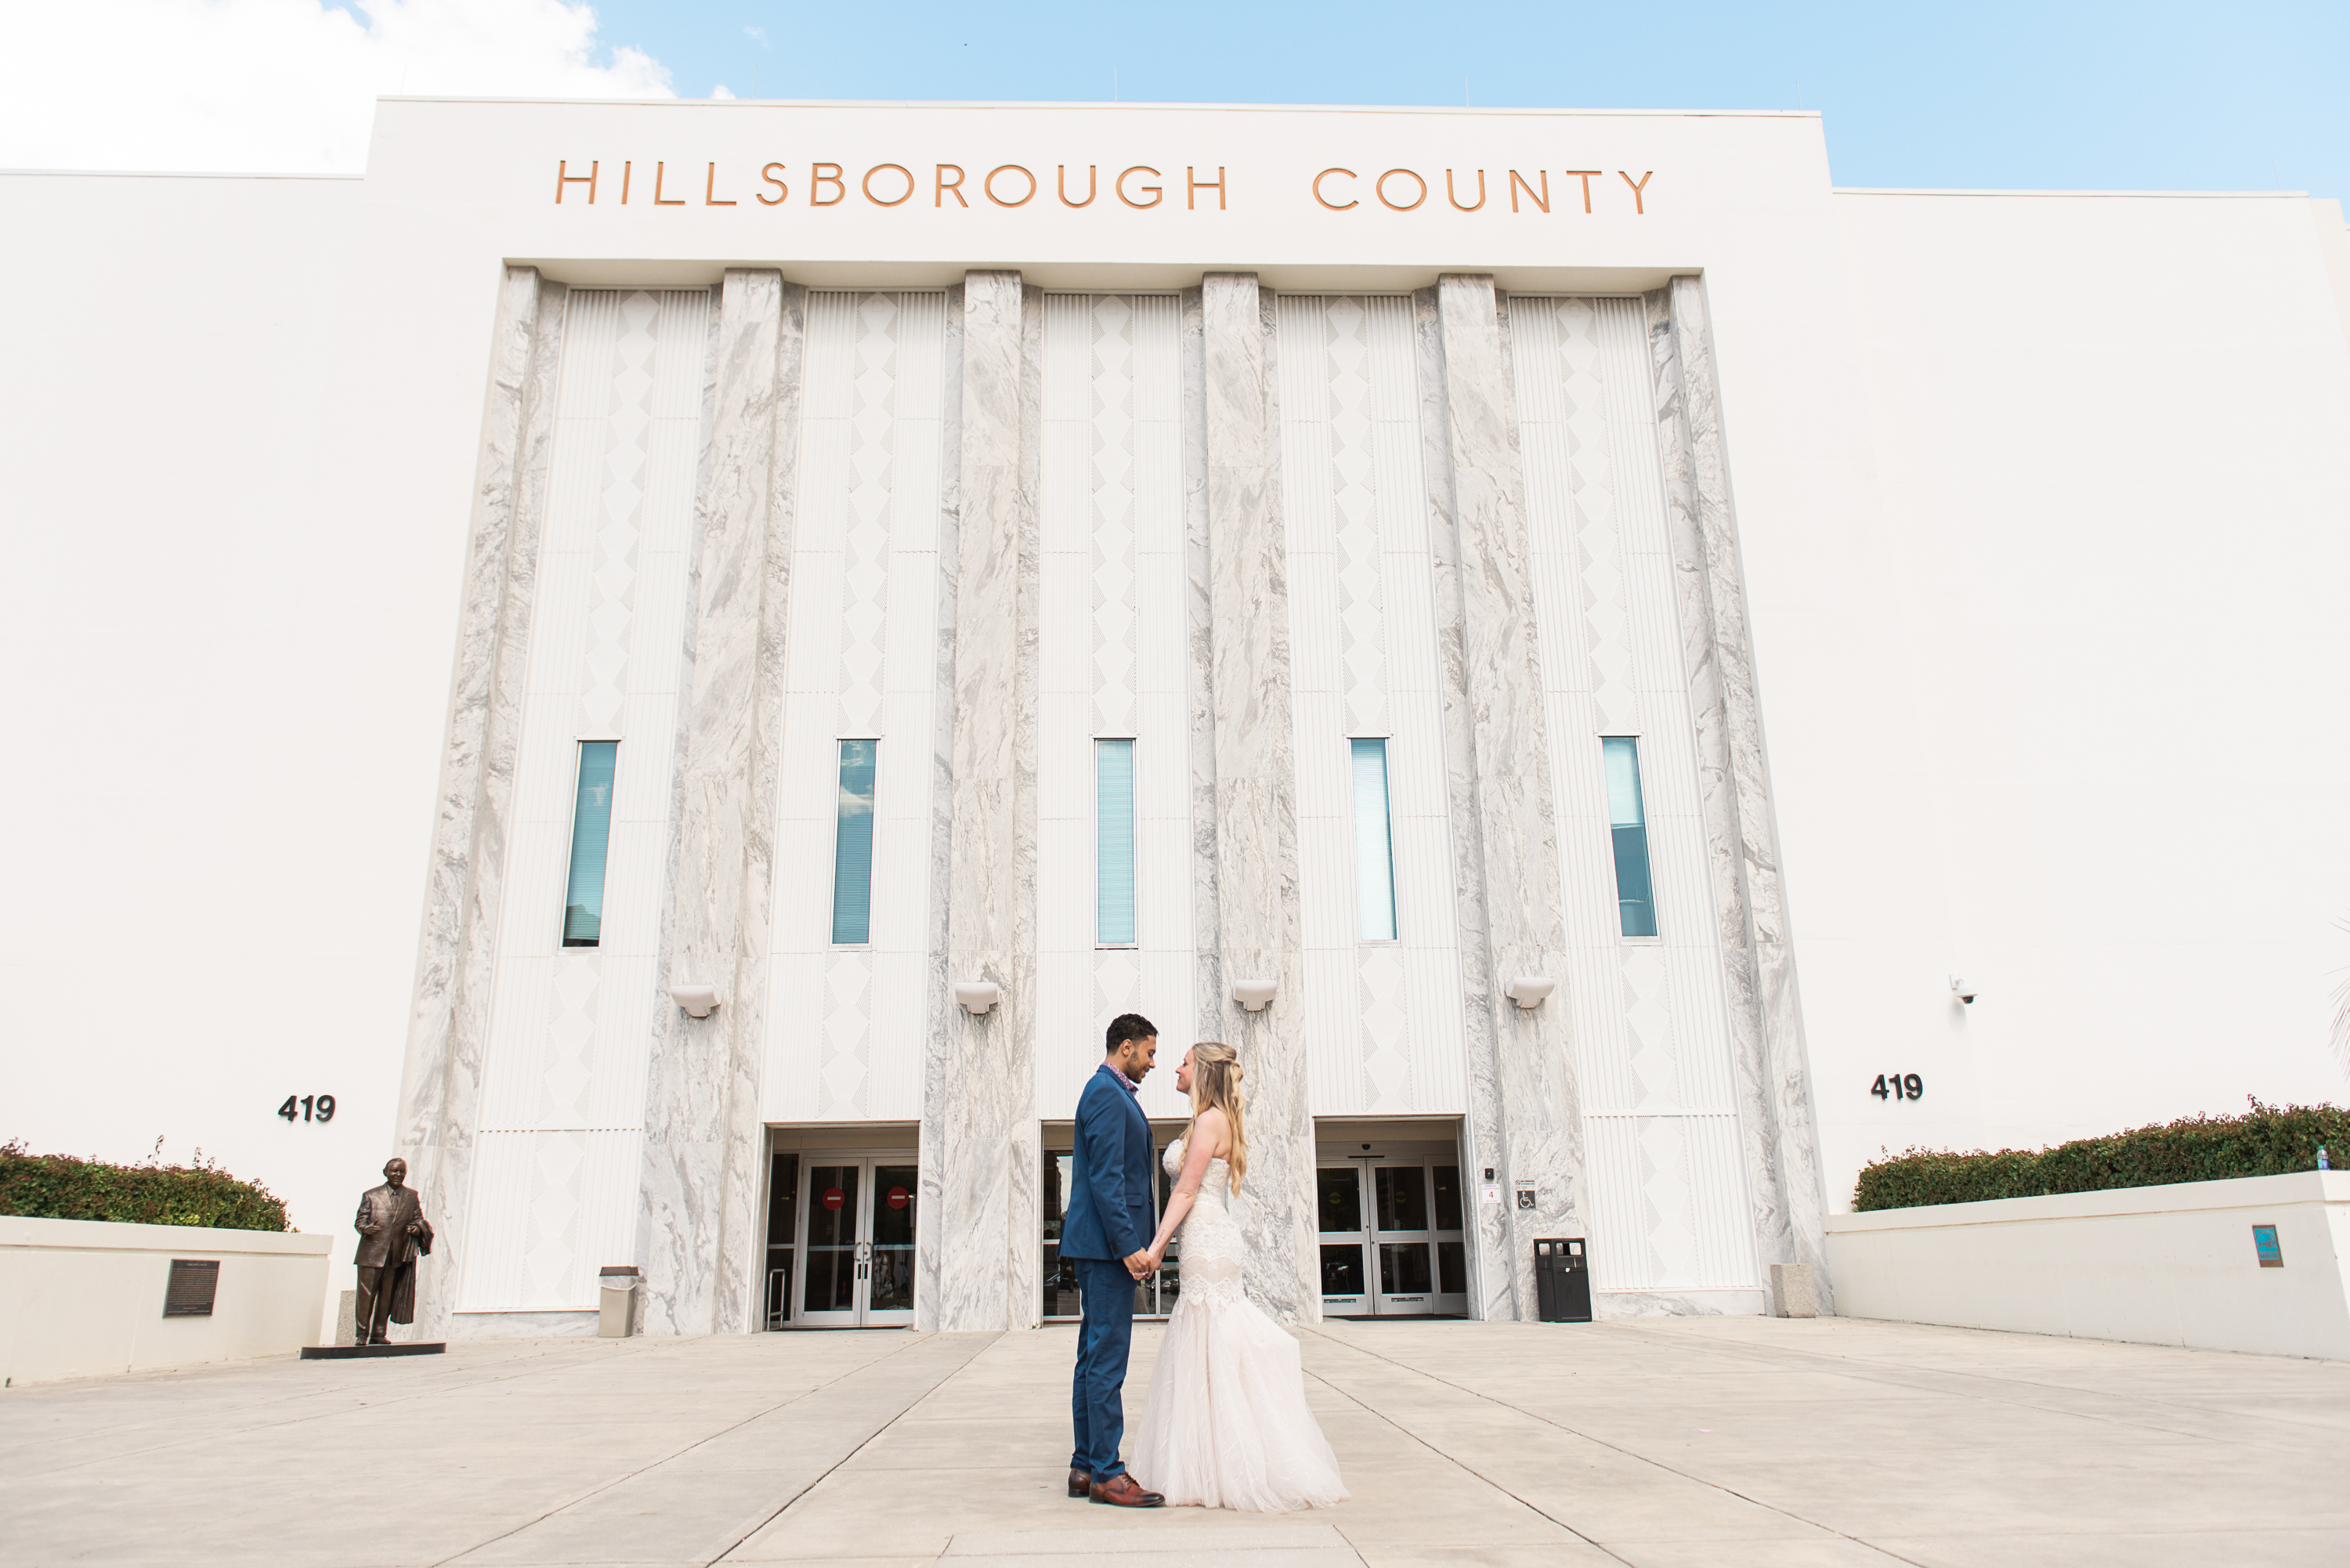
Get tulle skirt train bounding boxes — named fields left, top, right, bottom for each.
left=1126, top=1294, right=1350, bottom=1512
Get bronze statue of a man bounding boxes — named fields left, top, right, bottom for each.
left=353, top=1158, right=433, bottom=1346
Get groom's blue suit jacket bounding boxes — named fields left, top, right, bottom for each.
left=1061, top=1062, right=1155, bottom=1261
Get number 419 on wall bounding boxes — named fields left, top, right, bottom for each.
left=277, top=1094, right=336, bottom=1122
left=1871, top=1074, right=1924, bottom=1101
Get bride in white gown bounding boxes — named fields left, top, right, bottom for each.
left=1126, top=1042, right=1348, bottom=1512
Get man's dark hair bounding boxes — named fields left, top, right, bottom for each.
left=1104, top=1013, right=1158, bottom=1054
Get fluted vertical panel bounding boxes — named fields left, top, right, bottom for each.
left=1194, top=274, right=1316, bottom=1324
left=1506, top=293, right=1762, bottom=1312
left=1035, top=295, right=1194, bottom=1129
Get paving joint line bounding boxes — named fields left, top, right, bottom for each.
left=1608, top=1323, right=2334, bottom=1451
left=428, top=1331, right=953, bottom=1568
left=710, top=1331, right=1003, bottom=1565
left=1303, top=1325, right=1929, bottom=1567
left=1297, top=1346, right=1630, bottom=1566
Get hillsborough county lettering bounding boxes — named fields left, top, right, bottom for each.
left=549, top=161, right=1656, bottom=216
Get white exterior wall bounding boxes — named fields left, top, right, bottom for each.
left=1826, top=1172, right=2350, bottom=1360
left=0, top=1219, right=333, bottom=1386
left=1802, top=192, right=2350, bottom=1200
left=2, top=103, right=2345, bottom=1331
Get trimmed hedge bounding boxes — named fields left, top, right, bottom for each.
left=0, top=1140, right=291, bottom=1232
left=1852, top=1100, right=2349, bottom=1212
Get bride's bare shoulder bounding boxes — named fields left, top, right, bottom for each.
left=1194, top=1104, right=1231, bottom=1156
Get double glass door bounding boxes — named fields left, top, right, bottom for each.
left=793, top=1156, right=916, bottom=1327
left=1041, top=1137, right=1183, bottom=1321
left=1317, top=1158, right=1469, bottom=1317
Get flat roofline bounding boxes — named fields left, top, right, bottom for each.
left=374, top=95, right=1824, bottom=120
left=1835, top=186, right=2312, bottom=199
left=0, top=168, right=361, bottom=181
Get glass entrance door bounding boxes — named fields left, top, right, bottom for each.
left=1318, top=1158, right=1470, bottom=1317
left=794, top=1157, right=917, bottom=1327
left=1370, top=1165, right=1434, bottom=1313
left=1316, top=1165, right=1371, bottom=1315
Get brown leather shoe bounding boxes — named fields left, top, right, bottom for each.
left=1067, top=1469, right=1090, bottom=1498
left=1089, top=1473, right=1165, bottom=1508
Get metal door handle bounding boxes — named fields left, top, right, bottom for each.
left=855, top=1241, right=872, bottom=1262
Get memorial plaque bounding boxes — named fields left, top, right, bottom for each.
left=164, top=1259, right=219, bottom=1317
left=2252, top=1223, right=2283, bottom=1267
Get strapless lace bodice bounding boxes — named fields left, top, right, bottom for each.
left=1163, top=1137, right=1244, bottom=1306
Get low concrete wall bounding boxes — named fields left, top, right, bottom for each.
left=1826, top=1171, right=2350, bottom=1360
left=0, top=1216, right=332, bottom=1385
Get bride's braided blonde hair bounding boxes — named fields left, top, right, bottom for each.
left=1187, top=1042, right=1249, bottom=1191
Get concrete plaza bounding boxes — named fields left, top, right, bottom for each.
left=1, top=1315, right=2343, bottom=1567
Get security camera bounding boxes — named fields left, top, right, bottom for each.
left=1949, top=974, right=1977, bottom=1005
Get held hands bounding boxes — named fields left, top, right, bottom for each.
left=1123, top=1249, right=1155, bottom=1281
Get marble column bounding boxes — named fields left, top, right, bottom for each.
left=923, top=271, right=1043, bottom=1332
left=638, top=270, right=808, bottom=1335
left=1178, top=289, right=1225, bottom=1076
left=394, top=266, right=566, bottom=1339
left=1420, top=276, right=1589, bottom=1320
left=1194, top=273, right=1317, bottom=1324
left=1647, top=276, right=1833, bottom=1307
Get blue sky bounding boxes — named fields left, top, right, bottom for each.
left=559, top=0, right=2346, bottom=196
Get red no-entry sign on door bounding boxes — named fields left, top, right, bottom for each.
left=822, top=1187, right=845, bottom=1210
left=887, top=1187, right=910, bottom=1209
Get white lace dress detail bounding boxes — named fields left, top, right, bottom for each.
left=1126, top=1137, right=1349, bottom=1512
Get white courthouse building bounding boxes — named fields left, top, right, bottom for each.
left=5, top=98, right=2348, bottom=1340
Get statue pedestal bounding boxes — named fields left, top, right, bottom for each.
left=299, top=1342, right=446, bottom=1360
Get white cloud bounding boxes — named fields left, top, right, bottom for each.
left=0, top=0, right=673, bottom=173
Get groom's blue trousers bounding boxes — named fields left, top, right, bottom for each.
left=1069, top=1256, right=1137, bottom=1480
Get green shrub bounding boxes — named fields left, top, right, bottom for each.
left=0, top=1140, right=291, bottom=1232
left=1853, top=1100, right=2349, bottom=1212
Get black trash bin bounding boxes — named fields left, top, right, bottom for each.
left=1533, top=1237, right=1591, bottom=1323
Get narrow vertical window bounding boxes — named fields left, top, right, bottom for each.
left=561, top=741, right=618, bottom=948
left=830, top=739, right=877, bottom=945
left=1351, top=739, right=1398, bottom=941
left=1095, top=739, right=1137, bottom=946
left=1603, top=736, right=1658, bottom=938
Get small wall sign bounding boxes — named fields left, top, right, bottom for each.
left=164, top=1259, right=219, bottom=1317
left=1516, top=1187, right=1537, bottom=1211
left=2252, top=1224, right=2283, bottom=1267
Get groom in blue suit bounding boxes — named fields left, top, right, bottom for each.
left=1061, top=1013, right=1167, bottom=1508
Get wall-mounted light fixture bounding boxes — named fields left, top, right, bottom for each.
left=1231, top=978, right=1278, bottom=1013
left=1950, top=974, right=1978, bottom=1006
left=669, top=983, right=720, bottom=1019
left=955, top=981, right=1002, bottom=1016
left=1503, top=976, right=1556, bottom=1010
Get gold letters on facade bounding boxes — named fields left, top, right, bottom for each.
left=551, top=161, right=1656, bottom=215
